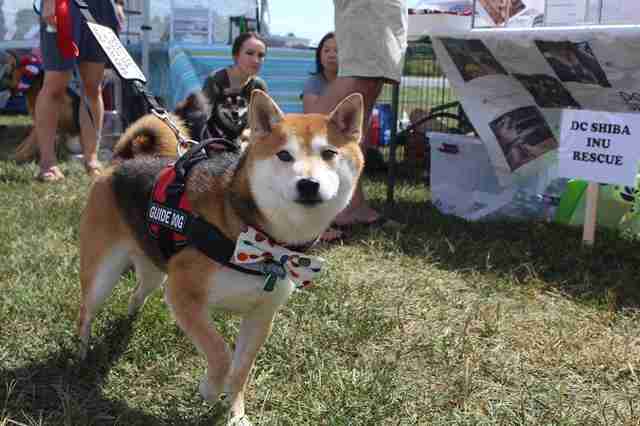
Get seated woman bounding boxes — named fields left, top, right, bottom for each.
left=202, top=32, right=268, bottom=142
left=302, top=32, right=338, bottom=112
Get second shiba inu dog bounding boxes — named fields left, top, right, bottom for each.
left=77, top=90, right=365, bottom=425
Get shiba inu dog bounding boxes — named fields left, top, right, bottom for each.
left=77, top=90, right=364, bottom=425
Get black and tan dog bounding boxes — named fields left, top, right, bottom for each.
left=2, top=53, right=82, bottom=163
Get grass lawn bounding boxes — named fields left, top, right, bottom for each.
left=1, top=115, right=640, bottom=425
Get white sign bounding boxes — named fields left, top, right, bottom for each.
left=87, top=22, right=146, bottom=82
left=602, top=0, right=640, bottom=24
left=545, top=0, right=588, bottom=25
left=558, top=109, right=640, bottom=186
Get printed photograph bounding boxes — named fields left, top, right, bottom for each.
left=440, top=38, right=508, bottom=82
left=536, top=40, right=611, bottom=87
left=490, top=106, right=558, bottom=172
left=513, top=73, right=581, bottom=108
left=477, top=0, right=526, bottom=25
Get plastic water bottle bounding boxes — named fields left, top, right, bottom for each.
left=383, top=129, right=391, bottom=146
left=399, top=111, right=410, bottom=131
left=369, top=108, right=380, bottom=147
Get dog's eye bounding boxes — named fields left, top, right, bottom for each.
left=276, top=150, right=294, bottom=162
left=321, top=149, right=338, bottom=161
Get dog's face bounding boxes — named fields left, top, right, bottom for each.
left=219, top=95, right=248, bottom=122
left=245, top=90, right=364, bottom=242
left=214, top=93, right=249, bottom=137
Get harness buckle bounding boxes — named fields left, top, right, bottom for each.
left=152, top=109, right=199, bottom=156
left=166, top=181, right=185, bottom=198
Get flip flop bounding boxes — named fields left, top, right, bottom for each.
left=36, top=166, right=65, bottom=183
left=333, top=216, right=404, bottom=232
left=319, top=227, right=349, bottom=243
left=84, top=160, right=103, bottom=179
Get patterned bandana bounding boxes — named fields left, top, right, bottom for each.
left=231, top=226, right=323, bottom=291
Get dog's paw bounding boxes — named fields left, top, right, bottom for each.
left=200, top=376, right=228, bottom=404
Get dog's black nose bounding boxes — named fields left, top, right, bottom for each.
left=296, top=178, right=320, bottom=201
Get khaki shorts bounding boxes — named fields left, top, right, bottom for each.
left=334, top=0, right=408, bottom=83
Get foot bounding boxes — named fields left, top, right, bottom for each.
left=84, top=160, right=103, bottom=179
left=36, top=166, right=65, bottom=182
left=333, top=205, right=382, bottom=228
left=319, top=227, right=347, bottom=243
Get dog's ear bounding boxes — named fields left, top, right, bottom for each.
left=328, top=93, right=364, bottom=143
left=249, top=89, right=284, bottom=138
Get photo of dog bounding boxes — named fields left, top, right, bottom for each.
left=513, top=73, right=581, bottom=109
left=77, top=90, right=365, bottom=425
left=536, top=40, right=612, bottom=88
left=440, top=38, right=508, bottom=82
left=490, top=106, right=558, bottom=172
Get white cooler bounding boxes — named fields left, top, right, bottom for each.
left=429, top=132, right=566, bottom=221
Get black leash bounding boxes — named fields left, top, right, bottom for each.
left=73, top=0, right=198, bottom=154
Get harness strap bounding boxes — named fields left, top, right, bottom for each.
left=147, top=139, right=313, bottom=278
left=188, top=217, right=263, bottom=276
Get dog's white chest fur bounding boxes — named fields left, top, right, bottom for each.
left=206, top=267, right=295, bottom=314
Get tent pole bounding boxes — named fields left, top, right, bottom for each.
left=142, top=0, right=151, bottom=79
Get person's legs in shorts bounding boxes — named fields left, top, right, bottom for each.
left=35, top=19, right=76, bottom=181
left=77, top=61, right=105, bottom=177
left=76, top=18, right=109, bottom=177
left=310, top=0, right=407, bottom=227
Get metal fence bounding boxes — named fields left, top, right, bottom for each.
left=376, top=37, right=474, bottom=192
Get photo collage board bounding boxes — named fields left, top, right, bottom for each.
left=431, top=27, right=640, bottom=185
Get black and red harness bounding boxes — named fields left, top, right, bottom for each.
left=144, top=140, right=316, bottom=283
left=145, top=139, right=263, bottom=277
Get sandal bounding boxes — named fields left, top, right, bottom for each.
left=84, top=160, right=103, bottom=179
left=36, top=166, right=65, bottom=182
left=319, top=227, right=349, bottom=243
left=333, top=216, right=404, bottom=232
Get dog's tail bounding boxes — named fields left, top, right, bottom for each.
left=111, top=113, right=187, bottom=161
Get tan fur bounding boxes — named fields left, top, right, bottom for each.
left=111, top=113, right=189, bottom=161
left=77, top=90, right=365, bottom=424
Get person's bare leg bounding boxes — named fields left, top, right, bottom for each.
left=34, top=70, right=73, bottom=179
left=78, top=61, right=105, bottom=177
left=306, top=76, right=382, bottom=118
left=309, top=77, right=385, bottom=226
